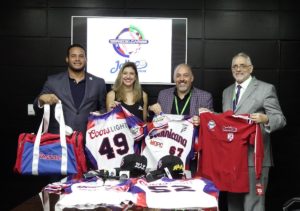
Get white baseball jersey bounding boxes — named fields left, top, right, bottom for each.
left=142, top=114, right=195, bottom=169
left=55, top=179, right=135, bottom=210
left=85, top=105, right=145, bottom=170
left=131, top=177, right=218, bottom=209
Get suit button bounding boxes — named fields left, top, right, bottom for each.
left=76, top=112, right=79, bottom=115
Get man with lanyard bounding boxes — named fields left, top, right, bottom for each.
left=148, top=63, right=214, bottom=175
left=149, top=63, right=213, bottom=125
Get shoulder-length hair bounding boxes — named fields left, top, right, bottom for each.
left=112, top=61, right=142, bottom=102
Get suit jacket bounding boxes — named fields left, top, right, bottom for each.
left=222, top=77, right=286, bottom=166
left=34, top=71, right=107, bottom=134
left=157, top=87, right=214, bottom=116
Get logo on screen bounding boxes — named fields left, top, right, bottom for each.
left=109, top=25, right=149, bottom=58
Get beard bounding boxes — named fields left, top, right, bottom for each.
left=177, top=83, right=191, bottom=93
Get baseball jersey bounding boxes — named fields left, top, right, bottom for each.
left=130, top=177, right=218, bottom=209
left=197, top=110, right=264, bottom=193
left=85, top=105, right=146, bottom=170
left=55, top=178, right=135, bottom=210
left=142, top=114, right=196, bottom=170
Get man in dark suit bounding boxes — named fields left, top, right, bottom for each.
left=34, top=43, right=107, bottom=135
left=222, top=52, right=286, bottom=211
left=149, top=63, right=213, bottom=125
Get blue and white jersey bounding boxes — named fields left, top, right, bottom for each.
left=55, top=178, right=135, bottom=210
left=131, top=177, right=219, bottom=209
left=142, top=114, right=196, bottom=170
left=85, top=105, right=146, bottom=170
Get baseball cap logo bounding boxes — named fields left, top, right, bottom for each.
left=172, top=164, right=183, bottom=171
left=134, top=161, right=146, bottom=171
left=120, top=158, right=125, bottom=167
left=119, top=154, right=147, bottom=177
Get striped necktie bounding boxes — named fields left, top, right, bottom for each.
left=233, top=85, right=242, bottom=111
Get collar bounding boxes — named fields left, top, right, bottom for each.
left=173, top=87, right=193, bottom=99
left=235, top=75, right=252, bottom=90
left=69, top=73, right=86, bottom=84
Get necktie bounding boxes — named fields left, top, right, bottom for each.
left=233, top=85, right=242, bottom=111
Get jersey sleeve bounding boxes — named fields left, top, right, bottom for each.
left=253, top=124, right=264, bottom=180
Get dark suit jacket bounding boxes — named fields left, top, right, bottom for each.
left=157, top=87, right=214, bottom=116
left=34, top=71, right=107, bottom=134
left=222, top=77, right=286, bottom=167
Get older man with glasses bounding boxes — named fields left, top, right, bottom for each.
left=222, top=52, right=286, bottom=211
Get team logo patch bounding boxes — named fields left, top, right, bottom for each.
left=181, top=124, right=188, bottom=133
left=256, top=183, right=264, bottom=196
left=227, top=133, right=234, bottom=142
left=208, top=120, right=216, bottom=130
left=130, top=126, right=139, bottom=136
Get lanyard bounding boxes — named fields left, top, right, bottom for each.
left=175, top=92, right=192, bottom=115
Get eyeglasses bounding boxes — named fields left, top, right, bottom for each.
left=231, top=64, right=251, bottom=70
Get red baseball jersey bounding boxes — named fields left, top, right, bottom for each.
left=197, top=110, right=264, bottom=193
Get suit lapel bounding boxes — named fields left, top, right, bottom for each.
left=224, top=84, right=235, bottom=111
left=167, top=87, right=175, bottom=114
left=190, top=88, right=197, bottom=115
left=235, top=77, right=258, bottom=112
left=61, top=72, right=75, bottom=108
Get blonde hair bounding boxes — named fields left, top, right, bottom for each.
left=112, top=61, right=142, bottom=102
